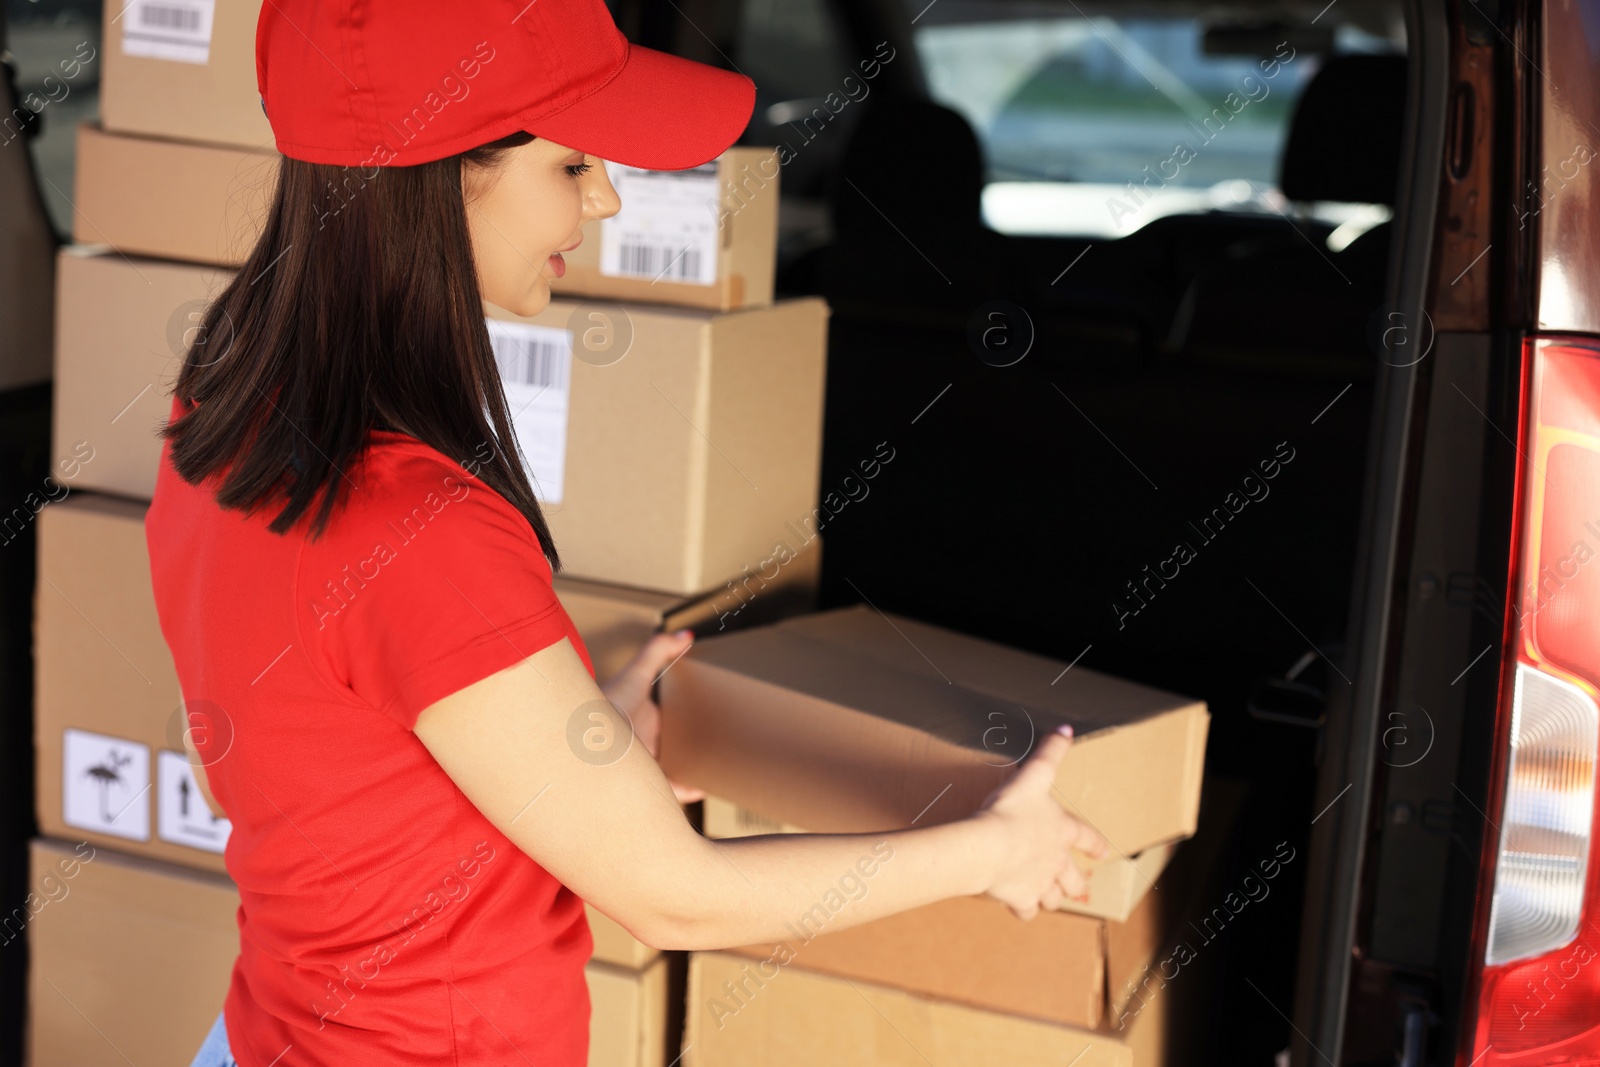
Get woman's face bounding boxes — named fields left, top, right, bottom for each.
left=462, top=136, right=621, bottom=318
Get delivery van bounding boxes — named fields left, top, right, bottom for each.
left=679, top=0, right=1594, bottom=1063
left=4, top=0, right=1596, bottom=1064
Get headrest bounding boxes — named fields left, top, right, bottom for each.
left=1280, top=54, right=1407, bottom=205
left=833, top=98, right=985, bottom=238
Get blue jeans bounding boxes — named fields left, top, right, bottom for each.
left=189, top=1011, right=237, bottom=1067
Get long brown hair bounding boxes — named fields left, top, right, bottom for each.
left=160, top=131, right=560, bottom=567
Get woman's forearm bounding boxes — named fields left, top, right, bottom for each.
left=631, top=817, right=1006, bottom=950
left=413, top=640, right=1099, bottom=950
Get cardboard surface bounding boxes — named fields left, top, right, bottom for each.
left=710, top=810, right=1173, bottom=1032
left=588, top=958, right=671, bottom=1067
left=26, top=838, right=243, bottom=1067
left=34, top=491, right=712, bottom=971
left=699, top=795, right=1172, bottom=923
left=99, top=0, right=275, bottom=150
left=680, top=784, right=1250, bottom=1066
left=550, top=148, right=779, bottom=311
left=659, top=607, right=1210, bottom=856
left=35, top=493, right=206, bottom=871
left=684, top=951, right=1167, bottom=1067
left=52, top=248, right=230, bottom=502
left=1101, top=777, right=1250, bottom=1033
left=701, top=795, right=806, bottom=838
left=587, top=905, right=659, bottom=972
left=26, top=839, right=671, bottom=1067
left=73, top=124, right=277, bottom=266
left=67, top=128, right=775, bottom=314
left=489, top=295, right=827, bottom=593
left=719, top=889, right=1166, bottom=1032
left=553, top=536, right=820, bottom=683
left=54, top=249, right=828, bottom=596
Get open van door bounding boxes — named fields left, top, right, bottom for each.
left=1293, top=0, right=1600, bottom=1062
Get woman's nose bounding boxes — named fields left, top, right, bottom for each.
left=586, top=161, right=622, bottom=221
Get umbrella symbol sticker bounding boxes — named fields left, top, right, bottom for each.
left=62, top=730, right=151, bottom=841
left=85, top=750, right=133, bottom=823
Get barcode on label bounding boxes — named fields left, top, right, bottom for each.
left=485, top=319, right=571, bottom=506
left=599, top=161, right=720, bottom=287
left=140, top=3, right=201, bottom=29
left=121, top=0, right=215, bottom=63
left=489, top=329, right=570, bottom=392
left=616, top=242, right=704, bottom=282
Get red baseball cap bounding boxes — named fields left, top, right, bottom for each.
left=256, top=0, right=755, bottom=171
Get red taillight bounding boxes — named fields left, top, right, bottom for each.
left=1465, top=339, right=1600, bottom=1064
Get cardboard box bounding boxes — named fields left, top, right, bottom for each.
left=35, top=492, right=665, bottom=965
left=588, top=959, right=672, bottom=1067
left=100, top=0, right=274, bottom=150
left=54, top=249, right=828, bottom=596
left=37, top=492, right=811, bottom=971
left=52, top=249, right=229, bottom=503
left=25, top=838, right=670, bottom=1067
left=588, top=906, right=660, bottom=972
left=68, top=127, right=776, bottom=317
left=485, top=295, right=827, bottom=593
left=548, top=151, right=779, bottom=311
left=659, top=607, right=1210, bottom=857
left=24, top=839, right=238, bottom=1067
left=718, top=864, right=1168, bottom=1031
left=700, top=795, right=1172, bottom=922
left=35, top=493, right=200, bottom=871
left=683, top=951, right=1167, bottom=1067
left=709, top=779, right=1248, bottom=1035
left=73, top=124, right=277, bottom=266
left=678, top=783, right=1247, bottom=1065
left=552, top=538, right=819, bottom=683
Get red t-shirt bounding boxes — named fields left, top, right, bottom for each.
left=145, top=397, right=595, bottom=1067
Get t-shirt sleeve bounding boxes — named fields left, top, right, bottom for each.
left=298, top=449, right=574, bottom=730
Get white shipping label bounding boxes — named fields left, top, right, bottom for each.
left=599, top=162, right=721, bottom=286
left=121, top=0, right=217, bottom=64
left=157, top=750, right=231, bottom=854
left=487, top=319, right=573, bottom=505
left=62, top=728, right=151, bottom=842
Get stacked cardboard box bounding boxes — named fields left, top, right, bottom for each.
left=681, top=799, right=1241, bottom=1067
left=33, top=2, right=818, bottom=1064
left=53, top=248, right=824, bottom=593
left=71, top=0, right=814, bottom=596
left=31, top=488, right=807, bottom=1066
left=658, top=608, right=1215, bottom=1064
left=74, top=123, right=781, bottom=311
left=23, top=838, right=673, bottom=1067
left=679, top=786, right=1243, bottom=1067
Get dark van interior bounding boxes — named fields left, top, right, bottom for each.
left=760, top=11, right=1409, bottom=1061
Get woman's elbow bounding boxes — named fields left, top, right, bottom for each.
left=619, top=908, right=713, bottom=952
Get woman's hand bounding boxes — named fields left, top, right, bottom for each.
left=974, top=725, right=1109, bottom=920
left=600, top=629, right=705, bottom=803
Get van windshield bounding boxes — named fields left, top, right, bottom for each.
left=907, top=7, right=1402, bottom=236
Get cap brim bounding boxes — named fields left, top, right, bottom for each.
left=526, top=43, right=755, bottom=171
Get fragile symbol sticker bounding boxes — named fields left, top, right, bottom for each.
left=121, top=0, right=217, bottom=65
left=157, top=750, right=231, bottom=854
left=62, top=728, right=151, bottom=842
